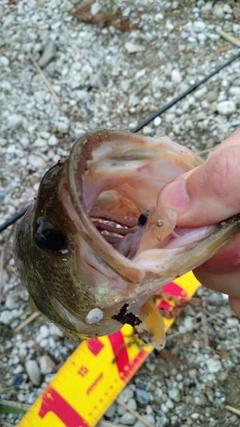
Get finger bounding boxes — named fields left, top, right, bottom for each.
left=193, top=266, right=240, bottom=297
left=158, top=129, right=240, bottom=227
left=229, top=295, right=240, bottom=317
left=158, top=144, right=240, bottom=227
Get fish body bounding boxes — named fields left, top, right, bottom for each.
left=14, top=130, right=240, bottom=349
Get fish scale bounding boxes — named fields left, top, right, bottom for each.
left=17, top=271, right=199, bottom=427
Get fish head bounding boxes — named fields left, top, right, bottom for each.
left=14, top=130, right=240, bottom=347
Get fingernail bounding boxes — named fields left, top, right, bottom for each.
left=158, top=177, right=190, bottom=213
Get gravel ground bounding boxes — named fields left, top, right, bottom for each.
left=0, top=0, right=240, bottom=426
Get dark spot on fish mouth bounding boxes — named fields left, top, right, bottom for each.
left=34, top=218, right=66, bottom=252
left=112, top=303, right=142, bottom=327
left=138, top=210, right=150, bottom=227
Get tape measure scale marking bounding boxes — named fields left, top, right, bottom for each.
left=18, top=271, right=200, bottom=427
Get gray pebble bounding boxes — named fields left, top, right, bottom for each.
left=39, top=355, right=56, bottom=374
left=119, top=412, right=136, bottom=425
left=136, top=389, right=150, bottom=405
left=213, top=4, right=224, bottom=18
left=217, top=100, right=236, bottom=115
left=25, top=360, right=41, bottom=385
left=206, top=357, right=222, bottom=374
left=38, top=41, right=57, bottom=68
left=8, top=114, right=23, bottom=129
left=171, top=69, right=182, bottom=84
left=28, top=154, right=47, bottom=169
left=192, top=21, right=206, bottom=33
left=125, top=43, right=146, bottom=54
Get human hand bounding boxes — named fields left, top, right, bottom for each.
left=158, top=128, right=240, bottom=316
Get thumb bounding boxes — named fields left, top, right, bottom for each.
left=158, top=144, right=240, bottom=227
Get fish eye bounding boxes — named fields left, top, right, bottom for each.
left=34, top=219, right=65, bottom=252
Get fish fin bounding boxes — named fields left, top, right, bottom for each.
left=29, top=296, right=39, bottom=313
left=136, top=297, right=166, bottom=351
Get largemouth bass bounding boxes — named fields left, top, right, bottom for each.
left=13, top=130, right=240, bottom=349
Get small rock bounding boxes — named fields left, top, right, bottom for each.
left=0, top=55, right=9, bottom=66
left=34, top=137, right=47, bottom=147
left=217, top=100, right=236, bottom=116
left=206, top=90, right=218, bottom=102
left=119, top=387, right=134, bottom=402
left=105, top=402, right=116, bottom=417
left=119, top=412, right=136, bottom=425
left=191, top=413, right=199, bottom=420
left=153, top=117, right=161, bottom=127
left=142, top=126, right=153, bottom=135
left=168, top=388, right=181, bottom=403
left=5, top=295, right=16, bottom=310
left=1, top=80, right=11, bottom=91
left=48, top=135, right=58, bottom=146
left=213, top=4, right=224, bottom=19
left=223, top=4, right=232, bottom=14
left=28, top=154, right=47, bottom=170
left=128, top=94, right=140, bottom=107
left=25, top=360, right=41, bottom=385
left=38, top=41, right=57, bottom=68
left=136, top=389, right=150, bottom=405
left=193, top=21, right=206, bottom=33
left=12, top=373, right=26, bottom=386
left=8, top=114, right=23, bottom=129
left=125, top=43, right=145, bottom=54
left=171, top=69, right=182, bottom=84
left=206, top=357, right=222, bottom=374
left=39, top=355, right=56, bottom=374
left=0, top=310, right=13, bottom=324
left=155, top=13, right=163, bottom=22
left=90, top=2, right=101, bottom=16
left=229, top=86, right=240, bottom=98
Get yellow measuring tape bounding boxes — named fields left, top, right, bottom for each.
left=18, top=272, right=199, bottom=427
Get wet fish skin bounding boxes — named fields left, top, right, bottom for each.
left=13, top=130, right=240, bottom=348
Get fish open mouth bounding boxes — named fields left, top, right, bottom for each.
left=65, top=130, right=240, bottom=285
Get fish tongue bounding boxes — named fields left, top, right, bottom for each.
left=136, top=297, right=166, bottom=350
left=135, top=207, right=177, bottom=256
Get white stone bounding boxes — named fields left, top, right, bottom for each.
left=5, top=295, right=16, bottom=310
left=168, top=388, right=181, bottom=402
left=28, top=154, right=47, bottom=169
left=155, top=13, right=163, bottom=22
left=213, top=4, right=224, bottom=18
left=153, top=116, right=161, bottom=127
left=48, top=135, right=58, bottom=146
left=34, top=137, right=47, bottom=147
left=192, top=21, right=206, bottom=33
left=142, top=126, right=152, bottom=135
left=223, top=4, right=232, bottom=14
left=124, top=42, right=145, bottom=54
left=0, top=310, right=13, bottom=324
left=1, top=80, right=11, bottom=91
left=39, top=325, right=49, bottom=339
left=25, top=360, right=41, bottom=385
left=217, top=100, right=236, bottom=116
left=39, top=355, right=56, bottom=374
left=0, top=55, right=9, bottom=66
left=8, top=114, right=23, bottom=128
left=229, top=87, right=240, bottom=97
left=90, top=2, right=101, bottom=15
left=206, top=357, right=222, bottom=374
left=171, top=69, right=182, bottom=84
